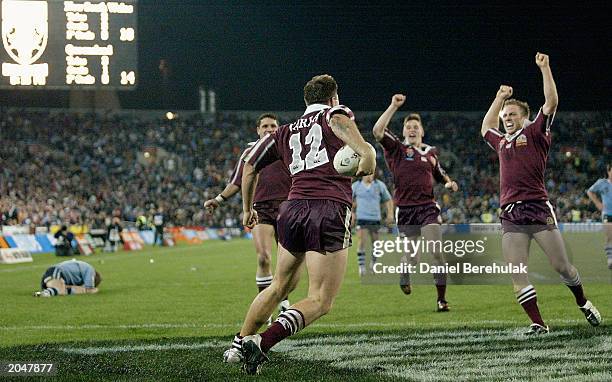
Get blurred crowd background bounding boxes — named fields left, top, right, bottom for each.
left=1, top=109, right=610, bottom=228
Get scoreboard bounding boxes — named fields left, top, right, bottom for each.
left=0, top=0, right=137, bottom=89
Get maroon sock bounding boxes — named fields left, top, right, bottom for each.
left=256, top=275, right=273, bottom=293
left=517, top=285, right=545, bottom=326
left=260, top=309, right=304, bottom=352
left=434, top=273, right=447, bottom=301
left=562, top=272, right=587, bottom=307
left=567, top=285, right=587, bottom=307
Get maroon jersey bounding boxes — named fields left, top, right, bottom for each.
left=483, top=108, right=554, bottom=207
left=245, top=104, right=354, bottom=206
left=229, top=142, right=291, bottom=203
left=379, top=130, right=447, bottom=207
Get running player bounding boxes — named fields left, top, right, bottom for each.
left=203, top=114, right=295, bottom=362
left=481, top=52, right=601, bottom=334
left=372, top=95, right=459, bottom=312
left=352, top=173, right=393, bottom=275
left=586, top=163, right=612, bottom=269
left=232, top=74, right=375, bottom=374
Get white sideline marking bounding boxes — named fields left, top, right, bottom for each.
left=54, top=328, right=612, bottom=381
left=0, top=318, right=588, bottom=331
left=60, top=342, right=219, bottom=355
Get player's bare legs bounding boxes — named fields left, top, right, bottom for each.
left=356, top=227, right=369, bottom=276
left=532, top=229, right=600, bottom=325
left=289, top=249, right=348, bottom=325
left=422, top=224, right=449, bottom=311
left=502, top=232, right=548, bottom=334
left=240, top=243, right=304, bottom=335
left=605, top=221, right=612, bottom=269
left=400, top=235, right=419, bottom=295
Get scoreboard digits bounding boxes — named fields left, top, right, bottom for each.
left=0, top=0, right=137, bottom=89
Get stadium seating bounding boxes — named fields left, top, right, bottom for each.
left=0, top=109, right=609, bottom=228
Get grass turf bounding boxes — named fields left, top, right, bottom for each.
left=0, top=235, right=611, bottom=381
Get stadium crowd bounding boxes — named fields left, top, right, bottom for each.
left=0, top=109, right=609, bottom=228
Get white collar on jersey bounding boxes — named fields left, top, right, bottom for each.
left=401, top=142, right=434, bottom=155
left=303, top=103, right=330, bottom=116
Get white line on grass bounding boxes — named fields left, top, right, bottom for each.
left=60, top=342, right=220, bottom=355
left=0, top=318, right=588, bottom=331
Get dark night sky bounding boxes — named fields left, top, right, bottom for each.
left=2, top=1, right=611, bottom=111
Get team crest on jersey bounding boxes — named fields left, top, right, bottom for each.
left=516, top=134, right=528, bottom=147
left=546, top=216, right=554, bottom=225
left=499, top=139, right=506, bottom=149
left=405, top=147, right=415, bottom=160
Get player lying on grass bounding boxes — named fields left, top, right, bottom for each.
left=33, top=260, right=102, bottom=297
left=586, top=163, right=612, bottom=269
left=481, top=52, right=601, bottom=335
left=373, top=94, right=459, bottom=312
left=230, top=74, right=376, bottom=374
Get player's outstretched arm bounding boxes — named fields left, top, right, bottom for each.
left=241, top=163, right=259, bottom=228
left=481, top=85, right=512, bottom=137
left=535, top=52, right=558, bottom=115
left=204, top=184, right=240, bottom=214
left=372, top=94, right=405, bottom=141
left=330, top=114, right=375, bottom=176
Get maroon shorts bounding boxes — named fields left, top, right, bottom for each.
left=397, top=202, right=441, bottom=237
left=500, top=200, right=557, bottom=235
left=253, top=199, right=284, bottom=229
left=277, top=199, right=352, bottom=254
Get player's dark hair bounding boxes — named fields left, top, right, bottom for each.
left=256, top=113, right=278, bottom=127
left=504, top=99, right=530, bottom=118
left=94, top=271, right=102, bottom=287
left=403, top=113, right=422, bottom=125
left=303, top=74, right=338, bottom=105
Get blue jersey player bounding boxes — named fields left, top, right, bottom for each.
left=587, top=164, right=612, bottom=268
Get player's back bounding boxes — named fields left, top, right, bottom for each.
left=274, top=104, right=353, bottom=206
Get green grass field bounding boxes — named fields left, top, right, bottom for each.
left=1, top=234, right=611, bottom=381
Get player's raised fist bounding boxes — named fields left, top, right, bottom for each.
left=391, top=94, right=406, bottom=108
left=535, top=52, right=549, bottom=68
left=496, top=85, right=513, bottom=100
left=445, top=181, right=459, bottom=192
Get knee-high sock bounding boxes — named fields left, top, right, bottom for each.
left=516, top=285, right=545, bottom=326
left=256, top=275, right=273, bottom=293
left=561, top=272, right=587, bottom=307
left=260, top=308, right=305, bottom=352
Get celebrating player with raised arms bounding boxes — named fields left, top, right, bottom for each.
left=231, top=74, right=375, bottom=375
left=372, top=94, right=459, bottom=312
left=481, top=53, right=601, bottom=335
left=586, top=163, right=612, bottom=269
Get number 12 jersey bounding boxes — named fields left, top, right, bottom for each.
left=245, top=104, right=354, bottom=207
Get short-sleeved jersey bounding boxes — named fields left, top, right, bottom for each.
left=53, top=260, right=96, bottom=289
left=379, top=130, right=447, bottom=207
left=245, top=104, right=354, bottom=206
left=352, top=179, right=392, bottom=221
left=588, top=178, right=612, bottom=215
left=229, top=142, right=291, bottom=203
left=483, top=108, right=554, bottom=207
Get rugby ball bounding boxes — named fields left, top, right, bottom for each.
left=333, top=143, right=376, bottom=176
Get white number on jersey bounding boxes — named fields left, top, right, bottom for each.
left=288, top=123, right=329, bottom=175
